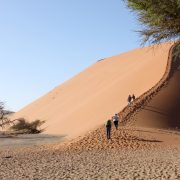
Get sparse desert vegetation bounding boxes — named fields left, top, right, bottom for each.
left=10, top=118, right=45, bottom=134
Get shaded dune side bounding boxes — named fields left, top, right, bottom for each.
left=131, top=46, right=180, bottom=129
left=12, top=43, right=172, bottom=137
left=119, top=43, right=180, bottom=127
left=62, top=43, right=180, bottom=151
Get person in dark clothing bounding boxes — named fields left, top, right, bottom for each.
left=113, top=113, right=119, bottom=130
left=127, top=95, right=132, bottom=105
left=105, top=119, right=112, bottom=139
left=132, top=94, right=135, bottom=101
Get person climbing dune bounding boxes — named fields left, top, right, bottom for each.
left=132, top=94, right=135, bottom=101
left=128, top=95, right=132, bottom=105
left=113, top=113, right=119, bottom=130
left=105, top=119, right=112, bottom=139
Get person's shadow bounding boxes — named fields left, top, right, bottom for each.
left=124, top=136, right=162, bottom=143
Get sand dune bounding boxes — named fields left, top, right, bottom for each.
left=1, top=42, right=180, bottom=179
left=55, top=43, right=180, bottom=151
left=12, top=43, right=172, bottom=138
left=133, top=69, right=180, bottom=129
left=119, top=43, right=180, bottom=130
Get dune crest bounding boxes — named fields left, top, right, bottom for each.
left=12, top=42, right=172, bottom=138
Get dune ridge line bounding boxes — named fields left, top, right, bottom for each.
left=119, top=43, right=179, bottom=126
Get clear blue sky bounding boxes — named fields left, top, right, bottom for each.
left=0, top=0, right=140, bottom=111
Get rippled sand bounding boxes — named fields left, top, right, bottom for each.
left=0, top=127, right=180, bottom=180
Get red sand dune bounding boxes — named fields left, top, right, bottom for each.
left=12, top=42, right=172, bottom=138
left=133, top=58, right=180, bottom=129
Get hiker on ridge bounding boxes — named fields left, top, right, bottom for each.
left=113, top=113, right=119, bottom=130
left=105, top=119, right=112, bottom=139
left=132, top=94, right=135, bottom=101
left=127, top=95, right=132, bottom=105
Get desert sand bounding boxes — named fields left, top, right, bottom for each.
left=12, top=42, right=172, bottom=138
left=0, top=127, right=180, bottom=179
left=1, top=42, right=180, bottom=179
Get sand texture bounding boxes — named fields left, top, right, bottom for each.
left=0, top=127, right=180, bottom=179
left=12, top=42, right=173, bottom=138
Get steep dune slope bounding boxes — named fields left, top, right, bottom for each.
left=13, top=43, right=172, bottom=138
left=133, top=59, right=180, bottom=129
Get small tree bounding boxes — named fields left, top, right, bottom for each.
left=124, top=0, right=180, bottom=45
left=10, top=118, right=45, bottom=134
left=0, top=101, right=4, bottom=119
left=0, top=101, right=13, bottom=129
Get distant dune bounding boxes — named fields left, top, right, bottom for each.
left=12, top=42, right=172, bottom=138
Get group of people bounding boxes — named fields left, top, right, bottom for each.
left=127, top=94, right=135, bottom=105
left=105, top=113, right=119, bottom=139
left=105, top=94, right=136, bottom=140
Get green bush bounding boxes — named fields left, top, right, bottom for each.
left=10, top=118, right=45, bottom=134
left=124, top=0, right=180, bottom=45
